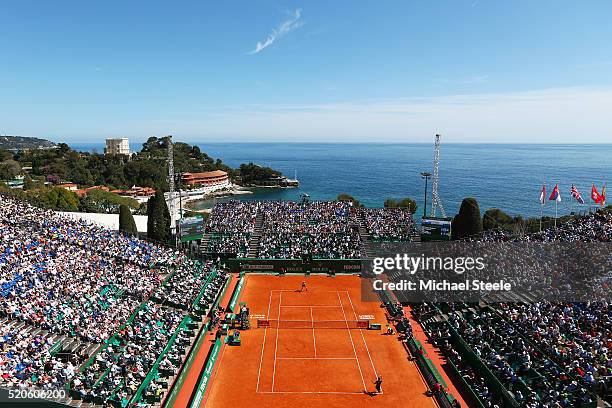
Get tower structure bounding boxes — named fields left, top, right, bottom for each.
left=166, top=135, right=177, bottom=241
left=430, top=134, right=446, bottom=218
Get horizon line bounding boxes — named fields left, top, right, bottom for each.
left=60, top=140, right=612, bottom=146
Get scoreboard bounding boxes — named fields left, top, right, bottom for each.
left=179, top=217, right=204, bottom=242
left=421, top=217, right=452, bottom=241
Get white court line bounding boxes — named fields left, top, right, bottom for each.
left=276, top=357, right=356, bottom=360
left=271, top=291, right=282, bottom=392
left=256, top=290, right=273, bottom=392
left=336, top=291, right=367, bottom=393
left=257, top=391, right=365, bottom=395
left=270, top=289, right=343, bottom=292
left=310, top=306, right=317, bottom=358
left=346, top=291, right=379, bottom=378
left=280, top=305, right=343, bottom=308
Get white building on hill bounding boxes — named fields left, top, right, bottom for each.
left=104, top=138, right=130, bottom=155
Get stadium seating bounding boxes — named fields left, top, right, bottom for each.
left=0, top=197, right=230, bottom=406
left=201, top=200, right=417, bottom=259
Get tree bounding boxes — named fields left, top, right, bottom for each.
left=0, top=149, right=13, bottom=161
left=383, top=199, right=397, bottom=208
left=147, top=191, right=171, bottom=242
left=397, top=198, right=417, bottom=214
left=82, top=189, right=139, bottom=213
left=161, top=195, right=171, bottom=240
left=452, top=197, right=483, bottom=240
left=142, top=136, right=160, bottom=152
left=384, top=197, right=417, bottom=214
left=119, top=204, right=138, bottom=236
left=0, top=160, right=21, bottom=180
left=147, top=195, right=158, bottom=239
left=239, top=163, right=280, bottom=185
left=57, top=143, right=70, bottom=155
left=337, top=193, right=363, bottom=207
left=35, top=188, right=80, bottom=211
left=23, top=175, right=41, bottom=190
left=482, top=208, right=514, bottom=231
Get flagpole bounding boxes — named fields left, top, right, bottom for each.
left=540, top=183, right=546, bottom=233
left=554, top=200, right=558, bottom=228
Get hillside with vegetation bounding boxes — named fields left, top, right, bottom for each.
left=0, top=136, right=286, bottom=214
left=1, top=136, right=285, bottom=191
left=0, top=135, right=56, bottom=150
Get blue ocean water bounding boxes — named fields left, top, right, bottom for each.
left=72, top=142, right=611, bottom=218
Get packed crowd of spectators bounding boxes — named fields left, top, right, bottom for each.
left=452, top=304, right=598, bottom=407
left=204, top=201, right=259, bottom=257
left=205, top=201, right=258, bottom=234
left=155, top=260, right=215, bottom=308
left=481, top=210, right=612, bottom=243
left=444, top=342, right=505, bottom=408
left=0, top=197, right=176, bottom=344
left=0, top=325, right=79, bottom=389
left=206, top=233, right=251, bottom=258
left=202, top=200, right=420, bottom=259
left=498, top=302, right=610, bottom=400
left=413, top=298, right=608, bottom=407
left=203, top=200, right=369, bottom=259
left=444, top=209, right=612, bottom=303
left=0, top=196, right=227, bottom=405
left=407, top=211, right=611, bottom=405
left=410, top=208, right=610, bottom=404
left=363, top=208, right=416, bottom=241
left=257, top=201, right=362, bottom=259
left=72, top=303, right=185, bottom=405
left=196, top=271, right=229, bottom=312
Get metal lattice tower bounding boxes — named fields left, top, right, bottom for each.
left=430, top=134, right=446, bottom=218
left=166, top=135, right=176, bottom=232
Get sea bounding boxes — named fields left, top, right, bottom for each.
left=71, top=142, right=611, bottom=218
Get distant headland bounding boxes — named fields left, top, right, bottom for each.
left=0, top=136, right=296, bottom=215
left=0, top=135, right=57, bottom=150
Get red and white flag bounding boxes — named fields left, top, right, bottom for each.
left=591, top=184, right=603, bottom=204
left=539, top=184, right=546, bottom=205
left=549, top=184, right=561, bottom=202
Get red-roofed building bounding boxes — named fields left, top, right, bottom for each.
left=182, top=170, right=229, bottom=188
left=86, top=185, right=110, bottom=192
left=57, top=183, right=78, bottom=191
left=112, top=186, right=156, bottom=204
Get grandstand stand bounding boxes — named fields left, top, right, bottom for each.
left=0, top=196, right=231, bottom=407
left=200, top=200, right=417, bottom=260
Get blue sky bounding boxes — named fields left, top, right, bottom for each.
left=1, top=0, right=611, bottom=143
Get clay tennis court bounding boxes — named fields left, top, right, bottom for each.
left=203, top=274, right=434, bottom=407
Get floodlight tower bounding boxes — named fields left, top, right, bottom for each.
left=430, top=134, right=446, bottom=218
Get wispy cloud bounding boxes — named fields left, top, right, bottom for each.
left=249, top=9, right=304, bottom=55
left=176, top=87, right=612, bottom=143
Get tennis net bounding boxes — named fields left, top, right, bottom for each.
left=257, top=319, right=369, bottom=329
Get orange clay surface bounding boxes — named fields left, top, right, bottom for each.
left=171, top=274, right=239, bottom=408
left=203, top=274, right=434, bottom=408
